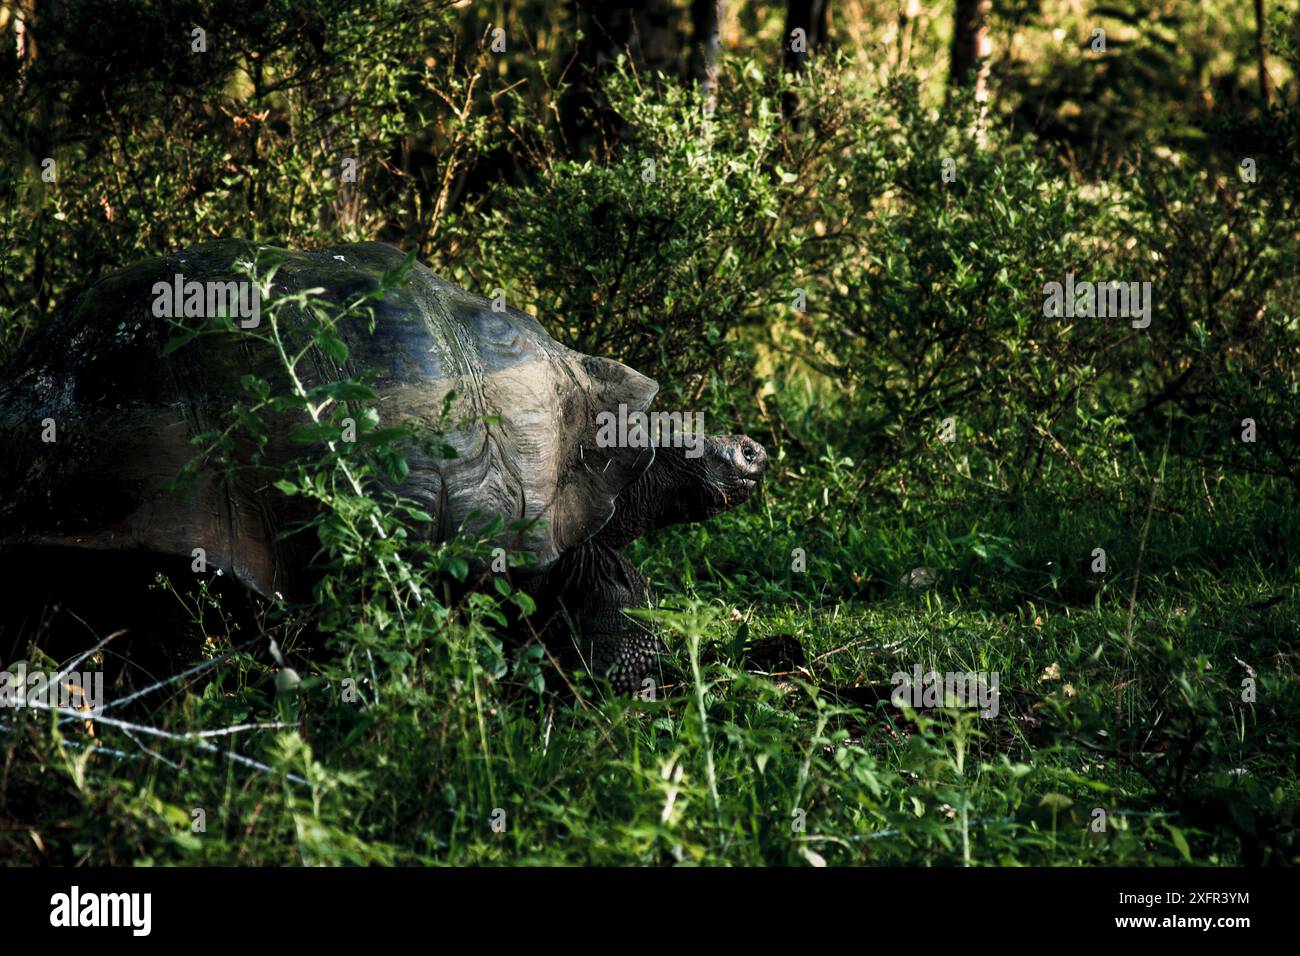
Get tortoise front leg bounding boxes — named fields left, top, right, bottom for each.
left=536, top=540, right=665, bottom=694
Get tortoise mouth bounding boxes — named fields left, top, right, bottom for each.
left=719, top=474, right=760, bottom=507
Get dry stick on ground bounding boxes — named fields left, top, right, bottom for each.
left=57, top=640, right=259, bottom=726
left=51, top=629, right=127, bottom=684
left=809, top=637, right=878, bottom=666
left=14, top=701, right=306, bottom=785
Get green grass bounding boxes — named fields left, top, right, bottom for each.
left=3, top=462, right=1296, bottom=866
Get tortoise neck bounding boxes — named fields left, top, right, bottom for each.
left=595, top=444, right=709, bottom=550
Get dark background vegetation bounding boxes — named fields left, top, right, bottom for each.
left=0, top=0, right=1297, bottom=865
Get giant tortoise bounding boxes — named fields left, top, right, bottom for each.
left=0, top=240, right=766, bottom=690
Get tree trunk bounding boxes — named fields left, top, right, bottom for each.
left=949, top=0, right=991, bottom=99
left=564, top=1, right=684, bottom=151
left=690, top=0, right=724, bottom=113
left=1254, top=0, right=1273, bottom=105
left=572, top=1, right=683, bottom=77
left=783, top=0, right=829, bottom=76
left=633, top=0, right=683, bottom=77
left=897, top=0, right=920, bottom=71
left=781, top=0, right=830, bottom=124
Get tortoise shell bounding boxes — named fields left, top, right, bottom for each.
left=0, top=239, right=658, bottom=598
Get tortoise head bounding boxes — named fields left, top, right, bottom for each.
left=691, top=433, right=768, bottom=518
left=596, top=432, right=768, bottom=549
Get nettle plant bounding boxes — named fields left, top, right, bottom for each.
left=166, top=249, right=536, bottom=693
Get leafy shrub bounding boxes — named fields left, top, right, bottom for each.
left=455, top=62, right=803, bottom=411
left=0, top=0, right=463, bottom=362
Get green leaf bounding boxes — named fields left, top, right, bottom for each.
left=275, top=667, right=302, bottom=695
left=161, top=330, right=199, bottom=356
left=362, top=427, right=409, bottom=446
left=1165, top=823, right=1192, bottom=862
left=1039, top=793, right=1074, bottom=812
left=318, top=332, right=349, bottom=364
left=314, top=380, right=377, bottom=402
left=382, top=451, right=410, bottom=483
left=293, top=423, right=344, bottom=445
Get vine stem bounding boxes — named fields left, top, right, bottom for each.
left=264, top=294, right=424, bottom=615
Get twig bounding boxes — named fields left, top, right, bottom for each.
left=15, top=701, right=306, bottom=785
left=52, top=630, right=128, bottom=684
left=809, top=638, right=877, bottom=665
left=58, top=641, right=256, bottom=725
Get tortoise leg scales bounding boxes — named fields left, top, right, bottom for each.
left=536, top=541, right=665, bottom=693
